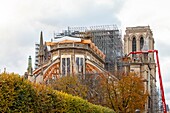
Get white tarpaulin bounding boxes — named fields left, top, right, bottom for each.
left=54, top=36, right=81, bottom=43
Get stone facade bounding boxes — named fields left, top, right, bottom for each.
left=123, top=26, right=158, bottom=113
left=29, top=35, right=116, bottom=84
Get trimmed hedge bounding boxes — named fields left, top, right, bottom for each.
left=0, top=73, right=115, bottom=113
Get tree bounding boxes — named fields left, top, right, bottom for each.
left=49, top=74, right=106, bottom=105
left=50, top=75, right=87, bottom=99
left=104, top=73, right=148, bottom=113
left=49, top=73, right=148, bottom=113
left=0, top=73, right=115, bottom=113
left=82, top=73, right=107, bottom=105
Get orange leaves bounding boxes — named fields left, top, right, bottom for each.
left=104, top=73, right=148, bottom=113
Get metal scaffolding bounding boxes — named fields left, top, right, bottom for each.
left=89, top=25, right=123, bottom=73
left=54, top=25, right=123, bottom=74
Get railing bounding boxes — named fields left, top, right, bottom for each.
left=50, top=43, right=105, bottom=61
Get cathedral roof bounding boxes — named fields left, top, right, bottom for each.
left=54, top=36, right=81, bottom=43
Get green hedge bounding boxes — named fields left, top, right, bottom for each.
left=0, top=73, right=114, bottom=113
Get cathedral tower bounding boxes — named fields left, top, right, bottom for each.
left=124, top=26, right=155, bottom=62
left=27, top=56, right=34, bottom=82
left=27, top=56, right=33, bottom=75
left=123, top=26, right=158, bottom=112
left=38, top=31, right=45, bottom=66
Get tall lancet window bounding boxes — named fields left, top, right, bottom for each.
left=140, top=36, right=144, bottom=50
left=132, top=37, right=136, bottom=57
left=132, top=37, right=136, bottom=52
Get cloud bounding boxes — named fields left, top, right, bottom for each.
left=118, top=0, right=170, bottom=106
left=0, top=23, right=36, bottom=74
left=38, top=0, right=125, bottom=27
left=0, top=0, right=125, bottom=75
left=163, top=83, right=170, bottom=107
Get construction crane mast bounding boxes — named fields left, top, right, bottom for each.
left=127, top=50, right=167, bottom=113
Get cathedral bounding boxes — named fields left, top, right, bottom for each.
left=26, top=25, right=159, bottom=113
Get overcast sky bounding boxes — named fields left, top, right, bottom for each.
left=0, top=0, right=169, bottom=107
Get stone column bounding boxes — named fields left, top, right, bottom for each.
left=136, top=37, right=140, bottom=51
left=128, top=39, right=132, bottom=54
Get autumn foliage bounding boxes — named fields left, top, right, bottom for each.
left=104, top=73, right=148, bottom=113
left=50, top=73, right=148, bottom=113
left=50, top=75, right=87, bottom=99
left=0, top=73, right=114, bottom=113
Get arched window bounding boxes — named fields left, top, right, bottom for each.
left=132, top=37, right=136, bottom=52
left=61, top=55, right=71, bottom=76
left=76, top=57, right=84, bottom=73
left=140, top=36, right=144, bottom=50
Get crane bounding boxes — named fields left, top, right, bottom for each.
left=127, top=50, right=167, bottom=113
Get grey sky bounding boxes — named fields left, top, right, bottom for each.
left=0, top=0, right=169, bottom=107
left=118, top=0, right=170, bottom=107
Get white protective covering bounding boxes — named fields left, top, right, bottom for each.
left=54, top=36, right=81, bottom=43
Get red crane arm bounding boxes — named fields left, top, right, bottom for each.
left=127, top=50, right=167, bottom=113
